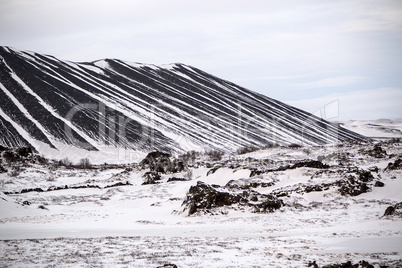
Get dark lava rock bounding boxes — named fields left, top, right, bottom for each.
left=47, top=185, right=69, bottom=191
left=304, top=185, right=324, bottom=193
left=291, top=160, right=330, bottom=169
left=322, top=260, right=375, bottom=268
left=338, top=175, right=371, bottom=196
left=367, top=144, right=387, bottom=158
left=184, top=182, right=241, bottom=215
left=337, top=169, right=375, bottom=196
left=385, top=158, right=402, bottom=171
left=249, top=160, right=329, bottom=177
left=182, top=181, right=282, bottom=216
left=276, top=160, right=329, bottom=172
left=167, top=177, right=188, bottom=182
left=104, top=181, right=132, bottom=188
left=0, top=164, right=7, bottom=173
left=356, top=169, right=375, bottom=182
left=225, top=178, right=274, bottom=190
left=309, top=168, right=375, bottom=197
left=142, top=171, right=161, bottom=185
left=207, top=165, right=222, bottom=176
left=368, top=166, right=379, bottom=173
left=140, top=151, right=171, bottom=173
left=1, top=147, right=33, bottom=163
left=15, top=147, right=33, bottom=158
left=277, top=168, right=377, bottom=197
left=374, top=181, right=385, bottom=187
left=38, top=205, right=48, bottom=210
left=157, top=264, right=178, bottom=268
left=382, top=202, right=402, bottom=218
left=20, top=187, right=44, bottom=194
left=262, top=160, right=330, bottom=175
left=383, top=206, right=395, bottom=217
left=140, top=151, right=184, bottom=173
left=22, top=200, right=31, bottom=206
left=70, top=185, right=101, bottom=190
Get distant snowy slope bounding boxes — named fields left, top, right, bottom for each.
left=0, top=46, right=365, bottom=160
left=340, top=119, right=402, bottom=139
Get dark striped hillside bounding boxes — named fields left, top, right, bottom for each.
left=0, top=46, right=366, bottom=155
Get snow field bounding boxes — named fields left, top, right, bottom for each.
left=0, top=141, right=401, bottom=267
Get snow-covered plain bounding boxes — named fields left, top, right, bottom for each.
left=1, top=124, right=402, bottom=267
left=340, top=118, right=402, bottom=140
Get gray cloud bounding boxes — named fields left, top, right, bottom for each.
left=286, top=88, right=402, bottom=121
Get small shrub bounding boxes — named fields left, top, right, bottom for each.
left=15, top=147, right=32, bottom=157
left=46, top=171, right=56, bottom=182
left=205, top=150, right=224, bottom=161
left=59, top=157, right=73, bottom=167
left=0, top=145, right=8, bottom=152
left=8, top=167, right=20, bottom=177
left=179, top=150, right=199, bottom=165
left=1, top=150, right=16, bottom=163
left=388, top=138, right=400, bottom=144
left=385, top=158, right=402, bottom=171
left=236, top=146, right=259, bottom=155
left=184, top=169, right=193, bottom=180
left=140, top=151, right=172, bottom=173
left=142, top=171, right=161, bottom=185
left=0, top=164, right=7, bottom=173
left=288, top=143, right=302, bottom=149
left=32, top=154, right=48, bottom=164
left=261, top=143, right=279, bottom=149
left=77, top=158, right=91, bottom=169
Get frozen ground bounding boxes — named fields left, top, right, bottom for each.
left=0, top=131, right=402, bottom=267
left=340, top=118, right=402, bottom=140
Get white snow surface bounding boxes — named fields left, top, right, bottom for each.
left=1, top=137, right=401, bottom=267
left=340, top=118, right=402, bottom=139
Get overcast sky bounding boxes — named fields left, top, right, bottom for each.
left=1, top=0, right=401, bottom=121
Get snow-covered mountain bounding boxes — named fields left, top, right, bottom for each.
left=340, top=118, right=402, bottom=140
left=0, top=46, right=365, bottom=161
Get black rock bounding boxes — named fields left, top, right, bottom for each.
left=225, top=178, right=274, bottom=190
left=105, top=181, right=132, bottom=188
left=167, top=177, right=188, bottom=182
left=182, top=181, right=282, bottom=215
left=385, top=158, right=402, bottom=171
left=157, top=264, right=178, bottom=268
left=322, top=260, right=375, bottom=268
left=142, top=171, right=161, bottom=185
left=367, top=144, right=387, bottom=158
left=140, top=151, right=171, bottom=173
left=337, top=169, right=374, bottom=196
left=15, top=147, right=33, bottom=157
left=0, top=164, right=7, bottom=173
left=374, top=181, right=385, bottom=187
left=368, top=166, right=379, bottom=172
left=383, top=206, right=395, bottom=216
left=140, top=151, right=185, bottom=174
left=291, top=160, right=330, bottom=169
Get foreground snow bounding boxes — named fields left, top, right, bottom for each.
left=0, top=140, right=401, bottom=267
